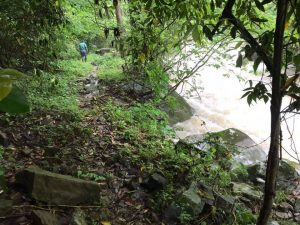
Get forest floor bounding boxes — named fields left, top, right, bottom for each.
left=0, top=57, right=170, bottom=225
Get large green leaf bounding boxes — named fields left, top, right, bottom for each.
left=0, top=86, right=30, bottom=114
left=0, top=68, right=24, bottom=80
left=0, top=69, right=25, bottom=101
left=0, top=80, right=13, bottom=101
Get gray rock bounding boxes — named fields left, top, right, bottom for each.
left=179, top=185, right=205, bottom=216
left=247, top=162, right=266, bottom=181
left=277, top=202, right=293, bottom=212
left=277, top=160, right=300, bottom=182
left=164, top=183, right=205, bottom=220
left=274, top=210, right=293, bottom=220
left=32, top=210, right=60, bottom=225
left=192, top=182, right=214, bottom=206
left=175, top=134, right=205, bottom=152
left=16, top=166, right=101, bottom=205
left=232, top=182, right=263, bottom=201
left=214, top=194, right=235, bottom=212
left=142, top=173, right=167, bottom=191
left=161, top=91, right=193, bottom=125
left=215, top=128, right=267, bottom=165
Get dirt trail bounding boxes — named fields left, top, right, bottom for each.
left=0, top=66, right=162, bottom=225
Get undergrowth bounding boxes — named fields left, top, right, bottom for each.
left=92, top=53, right=125, bottom=80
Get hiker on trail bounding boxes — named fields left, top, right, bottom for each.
left=79, top=41, right=88, bottom=62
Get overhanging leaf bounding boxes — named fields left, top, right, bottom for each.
left=0, top=69, right=24, bottom=80
left=192, top=26, right=201, bottom=43
left=0, top=86, right=30, bottom=114
left=0, top=80, right=13, bottom=101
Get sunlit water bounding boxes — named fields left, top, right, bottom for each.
left=173, top=46, right=300, bottom=163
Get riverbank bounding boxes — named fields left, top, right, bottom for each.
left=0, top=53, right=299, bottom=225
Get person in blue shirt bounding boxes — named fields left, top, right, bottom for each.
left=79, top=41, right=88, bottom=62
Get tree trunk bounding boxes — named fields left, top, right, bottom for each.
left=113, top=0, right=123, bottom=27
left=113, top=0, right=125, bottom=56
left=256, top=0, right=288, bottom=224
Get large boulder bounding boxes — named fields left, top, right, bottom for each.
left=214, top=128, right=267, bottom=165
left=164, top=184, right=205, bottom=221
left=16, top=167, right=101, bottom=205
left=160, top=91, right=193, bottom=125
left=176, top=128, right=267, bottom=166
left=245, top=159, right=300, bottom=191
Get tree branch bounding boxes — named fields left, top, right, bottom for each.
left=220, top=0, right=273, bottom=73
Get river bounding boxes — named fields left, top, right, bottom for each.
left=173, top=45, right=300, bottom=163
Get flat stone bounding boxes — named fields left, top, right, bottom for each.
left=32, top=210, right=60, bottom=225
left=274, top=210, right=293, bottom=220
left=277, top=202, right=293, bottom=212
left=16, top=166, right=101, bottom=205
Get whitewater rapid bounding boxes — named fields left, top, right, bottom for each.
left=173, top=46, right=300, bottom=163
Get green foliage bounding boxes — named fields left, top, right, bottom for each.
left=234, top=207, right=257, bottom=225
left=0, top=87, right=30, bottom=114
left=0, top=69, right=29, bottom=113
left=93, top=54, right=125, bottom=80
left=0, top=0, right=65, bottom=69
left=18, top=58, right=93, bottom=113
left=275, top=190, right=288, bottom=204
left=146, top=61, right=170, bottom=99
left=77, top=171, right=106, bottom=182
left=241, top=80, right=271, bottom=105
left=179, top=211, right=193, bottom=224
